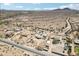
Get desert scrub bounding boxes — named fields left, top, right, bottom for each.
left=0, top=20, right=9, bottom=25
left=75, top=47, right=79, bottom=55
left=0, top=34, right=4, bottom=38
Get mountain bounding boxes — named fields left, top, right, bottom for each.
left=0, top=8, right=79, bottom=20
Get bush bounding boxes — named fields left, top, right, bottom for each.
left=52, top=38, right=60, bottom=44
left=75, top=47, right=79, bottom=55
left=0, top=20, right=9, bottom=25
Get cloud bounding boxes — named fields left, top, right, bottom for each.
left=3, top=3, right=11, bottom=5
left=25, top=8, right=31, bottom=10
left=33, top=8, right=41, bottom=10
left=59, top=4, right=79, bottom=10
left=30, top=7, right=58, bottom=10
left=15, top=6, right=24, bottom=8
left=43, top=8, right=57, bottom=10
left=32, top=3, right=41, bottom=4
left=31, top=7, right=57, bottom=10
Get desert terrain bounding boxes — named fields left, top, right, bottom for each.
left=0, top=8, right=79, bottom=56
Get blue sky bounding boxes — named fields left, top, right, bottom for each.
left=0, top=3, right=79, bottom=10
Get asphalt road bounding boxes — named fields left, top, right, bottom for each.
left=0, top=38, right=67, bottom=56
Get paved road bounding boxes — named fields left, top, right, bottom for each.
left=0, top=38, right=66, bottom=56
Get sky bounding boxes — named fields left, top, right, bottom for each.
left=0, top=3, right=79, bottom=10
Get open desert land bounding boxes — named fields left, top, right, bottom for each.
left=0, top=8, right=79, bottom=56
